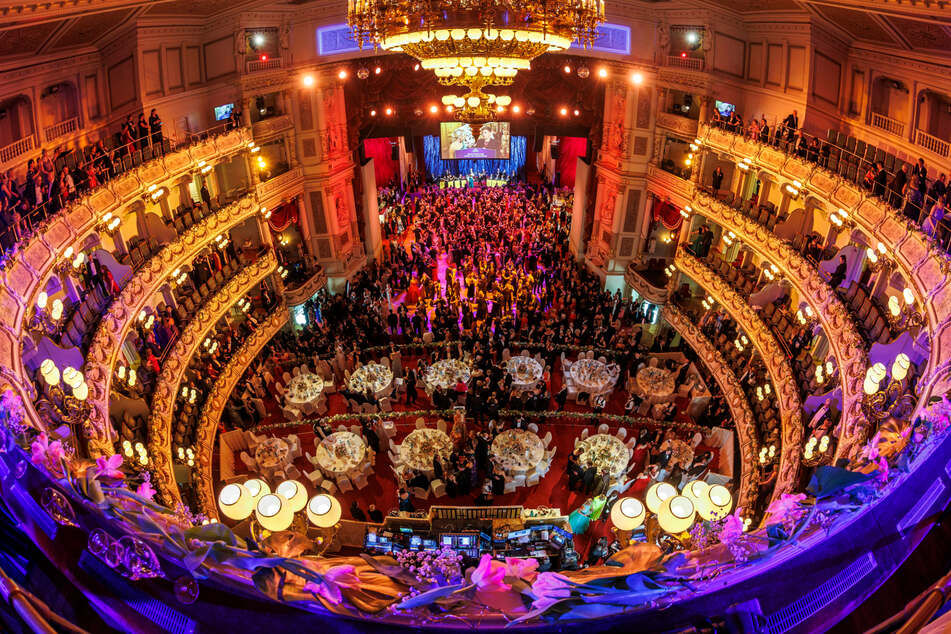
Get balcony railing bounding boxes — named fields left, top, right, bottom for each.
left=870, top=112, right=905, bottom=138
left=44, top=117, right=79, bottom=142
left=915, top=129, right=950, bottom=158
left=667, top=55, right=704, bottom=71
left=246, top=57, right=283, bottom=73
left=256, top=165, right=302, bottom=199
left=0, top=135, right=34, bottom=163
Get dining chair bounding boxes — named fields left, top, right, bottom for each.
left=430, top=479, right=446, bottom=497
left=349, top=424, right=361, bottom=436
left=580, top=428, right=590, bottom=440
left=320, top=479, right=337, bottom=495
left=352, top=472, right=369, bottom=490
left=416, top=418, right=426, bottom=430
left=282, top=371, right=292, bottom=384
left=527, top=422, right=539, bottom=434
left=597, top=423, right=609, bottom=435
left=305, top=450, right=319, bottom=466
left=542, top=431, right=552, bottom=447
left=410, top=486, right=429, bottom=500
left=379, top=397, right=393, bottom=413
left=337, top=424, right=348, bottom=433
left=292, top=367, right=301, bottom=377
left=616, top=427, right=628, bottom=441
left=304, top=469, right=323, bottom=487
left=337, top=476, right=353, bottom=493
left=525, top=469, right=540, bottom=487
left=436, top=419, right=446, bottom=433
left=285, top=465, right=301, bottom=480
left=287, top=434, right=301, bottom=459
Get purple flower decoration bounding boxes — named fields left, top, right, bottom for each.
left=136, top=480, right=156, bottom=500
left=719, top=507, right=745, bottom=545
left=528, top=572, right=573, bottom=611
left=765, top=492, right=806, bottom=527
left=95, top=454, right=125, bottom=480
left=31, top=432, right=65, bottom=472
left=470, top=554, right=510, bottom=592
left=504, top=557, right=539, bottom=582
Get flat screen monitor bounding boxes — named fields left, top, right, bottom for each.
left=715, top=100, right=735, bottom=117
left=423, top=539, right=437, bottom=550
left=458, top=535, right=474, bottom=547
left=214, top=103, right=234, bottom=121
left=409, top=535, right=422, bottom=549
left=440, top=121, right=511, bottom=160
left=507, top=529, right=531, bottom=541
left=440, top=535, right=454, bottom=547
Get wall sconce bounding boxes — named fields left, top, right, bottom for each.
left=783, top=180, right=803, bottom=198
left=758, top=444, right=777, bottom=464
left=248, top=141, right=260, bottom=153
left=214, top=233, right=230, bottom=249
left=664, top=264, right=677, bottom=278
left=701, top=295, right=715, bottom=311
left=680, top=205, right=691, bottom=219
left=260, top=206, right=272, bottom=220
left=796, top=304, right=815, bottom=326
left=865, top=242, right=890, bottom=273
left=763, top=263, right=779, bottom=282
left=237, top=297, right=252, bottom=313
left=803, top=434, right=831, bottom=462
left=722, top=230, right=736, bottom=246
left=170, top=267, right=189, bottom=287
left=886, top=287, right=924, bottom=331
left=863, top=354, right=915, bottom=421
left=737, top=157, right=753, bottom=171
left=197, top=160, right=213, bottom=175
left=36, top=360, right=90, bottom=431
left=277, top=265, right=289, bottom=279
left=828, top=207, right=852, bottom=232
left=29, top=292, right=67, bottom=336
left=99, top=212, right=122, bottom=233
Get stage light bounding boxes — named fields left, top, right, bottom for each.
left=512, top=105, right=521, bottom=113
left=681, top=52, right=687, bottom=58
left=560, top=107, right=568, bottom=116
left=384, top=107, right=393, bottom=115
left=374, top=66, right=381, bottom=74
left=252, top=33, right=265, bottom=46
left=686, top=31, right=699, bottom=45
left=414, top=63, right=420, bottom=71
left=430, top=105, right=438, bottom=114
left=370, top=109, right=377, bottom=116
left=302, top=74, right=315, bottom=87
left=598, top=67, right=608, bottom=78
left=564, top=64, right=571, bottom=74
left=631, top=72, right=643, bottom=84
left=338, top=69, right=348, bottom=80
left=573, top=108, right=580, bottom=116
left=446, top=105, right=454, bottom=113
left=260, top=54, right=268, bottom=62
left=497, top=106, right=504, bottom=113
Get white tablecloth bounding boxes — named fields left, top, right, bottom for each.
left=491, top=429, right=545, bottom=476
left=348, top=363, right=393, bottom=398
left=315, top=431, right=367, bottom=477
left=505, top=356, right=543, bottom=390
left=254, top=437, right=289, bottom=471
left=285, top=372, right=324, bottom=408
left=425, top=358, right=471, bottom=392
left=577, top=434, right=630, bottom=479
left=636, top=366, right=675, bottom=399
left=399, top=428, right=452, bottom=474
left=570, top=358, right=619, bottom=395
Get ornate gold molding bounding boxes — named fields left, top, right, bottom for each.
left=662, top=303, right=758, bottom=510
left=676, top=251, right=804, bottom=500
left=698, top=122, right=951, bottom=458
left=146, top=251, right=278, bottom=507
left=656, top=112, right=700, bottom=139
left=256, top=166, right=304, bottom=205
left=284, top=268, right=328, bottom=306
left=689, top=191, right=868, bottom=460
left=82, top=195, right=262, bottom=454
left=194, top=305, right=289, bottom=517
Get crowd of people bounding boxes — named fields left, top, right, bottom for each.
left=711, top=107, right=948, bottom=244
left=0, top=110, right=165, bottom=254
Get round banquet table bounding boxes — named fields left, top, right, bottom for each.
left=504, top=356, right=543, bottom=391
left=636, top=366, right=676, bottom=400
left=315, top=431, right=367, bottom=477
left=254, top=437, right=289, bottom=471
left=491, top=429, right=546, bottom=476
left=284, top=372, right=325, bottom=408
left=424, top=358, right=471, bottom=392
left=399, top=428, right=453, bottom=475
left=570, top=358, right=619, bottom=395
left=348, top=363, right=394, bottom=398
left=577, top=434, right=631, bottom=480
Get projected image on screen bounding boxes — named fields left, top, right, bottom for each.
left=440, top=122, right=510, bottom=160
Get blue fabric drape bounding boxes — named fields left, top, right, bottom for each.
left=423, top=135, right=526, bottom=178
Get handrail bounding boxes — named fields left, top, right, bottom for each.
left=195, top=304, right=289, bottom=517
left=147, top=250, right=278, bottom=507
left=81, top=194, right=262, bottom=455
left=667, top=55, right=704, bottom=71
left=0, top=135, right=34, bottom=163
left=43, top=117, right=79, bottom=143
left=675, top=250, right=804, bottom=501
left=870, top=112, right=905, bottom=138
left=915, top=129, right=950, bottom=158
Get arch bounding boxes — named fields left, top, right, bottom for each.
left=39, top=81, right=79, bottom=142
left=0, top=93, right=35, bottom=149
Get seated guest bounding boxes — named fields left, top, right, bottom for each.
left=397, top=489, right=414, bottom=512
left=368, top=504, right=384, bottom=523
left=408, top=469, right=430, bottom=491
left=350, top=500, right=367, bottom=522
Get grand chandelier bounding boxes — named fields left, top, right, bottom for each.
left=347, top=0, right=605, bottom=121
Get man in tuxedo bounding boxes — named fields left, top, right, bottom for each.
left=711, top=166, right=724, bottom=193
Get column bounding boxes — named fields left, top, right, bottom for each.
left=256, top=215, right=274, bottom=250
left=569, top=158, right=591, bottom=259
left=161, top=284, right=177, bottom=310
left=360, top=160, right=382, bottom=261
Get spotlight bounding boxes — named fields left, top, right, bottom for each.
left=564, top=65, right=571, bottom=74
left=560, top=107, right=568, bottom=116
left=497, top=106, right=504, bottom=113
left=631, top=72, right=643, bottom=84
left=252, top=33, right=265, bottom=47
left=573, top=108, right=580, bottom=116
left=374, top=66, right=381, bottom=74
left=302, top=74, right=314, bottom=87
left=338, top=69, right=348, bottom=80
left=681, top=52, right=687, bottom=58
left=413, top=63, right=420, bottom=71
left=512, top=105, right=521, bottom=113
left=370, top=109, right=377, bottom=116
left=259, top=54, right=268, bottom=62
left=446, top=105, right=454, bottom=113
left=686, top=31, right=699, bottom=45
left=598, top=67, right=608, bottom=78
left=429, top=105, right=438, bottom=114
left=384, top=107, right=393, bottom=116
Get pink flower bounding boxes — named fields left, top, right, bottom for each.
left=861, top=432, right=881, bottom=462
left=719, top=507, right=745, bottom=543
left=136, top=480, right=156, bottom=500
left=304, top=565, right=359, bottom=605
left=529, top=572, right=573, bottom=611
left=30, top=433, right=65, bottom=469
left=504, top=557, right=539, bottom=582
left=470, top=554, right=510, bottom=591
left=874, top=456, right=890, bottom=485
left=94, top=454, right=124, bottom=480
left=766, top=493, right=806, bottom=526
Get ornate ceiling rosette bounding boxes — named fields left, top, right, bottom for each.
left=662, top=303, right=759, bottom=510
left=689, top=191, right=868, bottom=464
left=193, top=305, right=289, bottom=517
left=675, top=250, right=804, bottom=500
left=146, top=251, right=279, bottom=508
left=82, top=195, right=262, bottom=457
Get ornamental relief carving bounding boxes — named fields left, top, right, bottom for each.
left=195, top=306, right=289, bottom=517
left=655, top=112, right=699, bottom=137
left=147, top=252, right=278, bottom=507
left=675, top=251, right=803, bottom=501
left=662, top=304, right=758, bottom=510
left=691, top=192, right=868, bottom=457
left=82, top=195, right=261, bottom=451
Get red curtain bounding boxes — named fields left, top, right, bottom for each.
left=363, top=137, right=399, bottom=187
left=267, top=201, right=298, bottom=233
left=557, top=137, right=587, bottom=188
left=652, top=197, right=683, bottom=230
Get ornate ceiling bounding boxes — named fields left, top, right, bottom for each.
left=0, top=0, right=948, bottom=60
